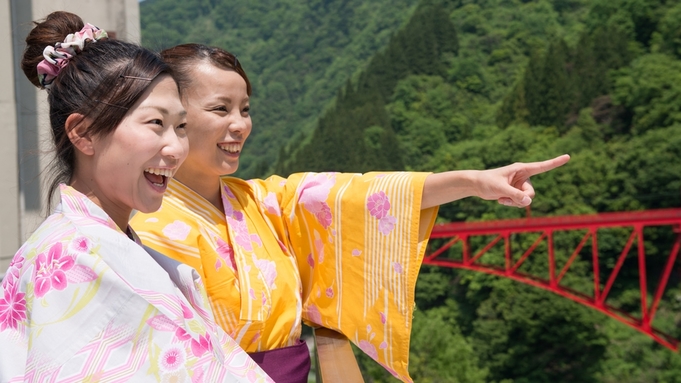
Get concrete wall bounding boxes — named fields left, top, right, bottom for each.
left=0, top=0, right=21, bottom=275
left=0, top=0, right=140, bottom=274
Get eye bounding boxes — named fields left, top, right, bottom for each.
left=177, top=122, right=187, bottom=130
left=212, top=106, right=228, bottom=112
left=148, top=118, right=163, bottom=126
left=242, top=106, right=250, bottom=115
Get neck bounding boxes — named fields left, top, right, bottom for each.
left=69, top=176, right=131, bottom=232
left=174, top=168, right=223, bottom=211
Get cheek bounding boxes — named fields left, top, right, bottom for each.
left=244, top=120, right=253, bottom=138
left=180, top=138, right=190, bottom=161
left=187, top=132, right=210, bottom=154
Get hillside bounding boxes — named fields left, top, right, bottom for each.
left=140, top=0, right=419, bottom=178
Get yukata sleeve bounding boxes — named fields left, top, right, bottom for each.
left=251, top=172, right=438, bottom=383
left=0, top=235, right=135, bottom=381
left=0, top=277, right=28, bottom=382
left=1, top=228, right=271, bottom=383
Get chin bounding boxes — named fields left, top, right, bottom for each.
left=221, top=164, right=239, bottom=176
left=136, top=200, right=163, bottom=214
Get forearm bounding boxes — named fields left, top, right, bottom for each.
left=421, top=170, right=480, bottom=209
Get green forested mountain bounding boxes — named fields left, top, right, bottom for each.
left=141, top=0, right=681, bottom=382
left=140, top=0, right=420, bottom=178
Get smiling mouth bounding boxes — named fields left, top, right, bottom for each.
left=144, top=168, right=172, bottom=188
left=218, top=143, right=242, bottom=154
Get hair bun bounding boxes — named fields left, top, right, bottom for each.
left=21, top=11, right=85, bottom=88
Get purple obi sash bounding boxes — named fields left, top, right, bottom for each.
left=248, top=339, right=311, bottom=383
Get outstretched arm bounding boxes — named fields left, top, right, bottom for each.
left=421, top=154, right=570, bottom=209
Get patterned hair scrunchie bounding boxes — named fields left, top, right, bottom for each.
left=36, top=23, right=108, bottom=88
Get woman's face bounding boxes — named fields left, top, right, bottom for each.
left=90, top=75, right=188, bottom=218
left=176, top=62, right=252, bottom=181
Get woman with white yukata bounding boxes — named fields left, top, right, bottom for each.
left=0, top=12, right=272, bottom=383
left=130, top=44, right=571, bottom=383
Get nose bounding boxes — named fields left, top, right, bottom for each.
left=227, top=115, right=250, bottom=136
left=162, top=128, right=188, bottom=163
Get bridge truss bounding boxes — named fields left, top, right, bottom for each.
left=424, top=209, right=681, bottom=351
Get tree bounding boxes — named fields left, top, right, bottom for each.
left=524, top=40, right=570, bottom=130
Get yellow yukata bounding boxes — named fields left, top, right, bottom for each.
left=131, top=172, right=438, bottom=382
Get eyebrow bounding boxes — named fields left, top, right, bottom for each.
left=138, top=105, right=187, bottom=117
left=214, top=95, right=250, bottom=103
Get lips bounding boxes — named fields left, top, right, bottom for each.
left=144, top=168, right=173, bottom=188
left=218, top=142, right=242, bottom=153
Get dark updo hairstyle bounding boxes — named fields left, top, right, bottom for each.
left=160, top=43, right=251, bottom=96
left=21, top=11, right=176, bottom=210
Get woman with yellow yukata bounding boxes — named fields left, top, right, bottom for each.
left=130, top=43, right=570, bottom=383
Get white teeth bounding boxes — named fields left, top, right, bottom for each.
left=218, top=143, right=241, bottom=153
left=144, top=168, right=173, bottom=177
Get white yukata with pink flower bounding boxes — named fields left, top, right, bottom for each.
left=0, top=185, right=272, bottom=383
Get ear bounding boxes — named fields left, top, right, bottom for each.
left=65, top=113, right=94, bottom=156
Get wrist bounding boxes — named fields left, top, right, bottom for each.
left=458, top=170, right=481, bottom=199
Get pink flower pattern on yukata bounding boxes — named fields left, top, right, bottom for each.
left=298, top=174, right=336, bottom=228
left=252, top=255, right=277, bottom=289
left=223, top=185, right=236, bottom=199
left=2, top=255, right=24, bottom=288
left=367, top=191, right=391, bottom=219
left=263, top=192, right=281, bottom=216
left=315, top=204, right=332, bottom=229
left=159, top=345, right=186, bottom=372
left=69, top=236, right=91, bottom=253
left=215, top=237, right=236, bottom=271
left=190, top=333, right=213, bottom=357
left=226, top=212, right=262, bottom=253
left=358, top=339, right=378, bottom=360
left=181, top=302, right=194, bottom=319
left=0, top=282, right=27, bottom=331
left=223, top=197, right=235, bottom=217
left=392, top=262, right=403, bottom=274
left=175, top=327, right=192, bottom=342
left=367, top=191, right=397, bottom=235
left=162, top=220, right=191, bottom=241
left=305, top=304, right=322, bottom=326
left=33, top=242, right=75, bottom=298
left=377, top=215, right=397, bottom=235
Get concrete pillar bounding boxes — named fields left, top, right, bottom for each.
left=0, top=0, right=21, bottom=273
left=1, top=0, right=140, bottom=276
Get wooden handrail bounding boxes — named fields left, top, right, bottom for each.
left=313, top=327, right=365, bottom=383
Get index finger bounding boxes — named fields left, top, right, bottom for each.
left=524, top=154, right=571, bottom=177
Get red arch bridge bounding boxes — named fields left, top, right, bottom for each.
left=423, top=208, right=681, bottom=351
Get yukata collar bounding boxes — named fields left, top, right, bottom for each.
left=57, top=184, right=139, bottom=243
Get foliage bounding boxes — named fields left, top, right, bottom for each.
left=275, top=1, right=459, bottom=173
left=141, top=0, right=420, bottom=178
